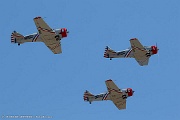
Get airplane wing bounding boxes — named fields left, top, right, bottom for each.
left=130, top=38, right=150, bottom=66
left=136, top=57, right=149, bottom=66
left=33, top=16, right=62, bottom=54
left=45, top=42, right=62, bottom=54
left=105, top=80, right=126, bottom=110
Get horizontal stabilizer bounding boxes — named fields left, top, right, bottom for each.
left=11, top=31, right=24, bottom=43
left=83, top=90, right=94, bottom=104
left=104, top=46, right=116, bottom=59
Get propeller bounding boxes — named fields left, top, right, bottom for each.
left=155, top=42, right=159, bottom=53
left=156, top=42, right=160, bottom=65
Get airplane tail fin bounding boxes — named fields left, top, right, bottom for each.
left=104, top=46, right=116, bottom=60
left=11, top=31, right=24, bottom=44
left=83, top=90, right=94, bottom=104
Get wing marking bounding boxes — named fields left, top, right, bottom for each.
left=33, top=16, right=62, bottom=54
left=130, top=38, right=150, bottom=66
left=105, top=80, right=126, bottom=110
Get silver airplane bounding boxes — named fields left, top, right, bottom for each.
left=11, top=16, right=69, bottom=54
left=104, top=38, right=159, bottom=66
left=84, top=79, right=134, bottom=110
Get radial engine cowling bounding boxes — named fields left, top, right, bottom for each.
left=127, top=88, right=134, bottom=96
left=151, top=46, right=158, bottom=54
left=60, top=28, right=69, bottom=38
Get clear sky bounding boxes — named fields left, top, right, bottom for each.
left=0, top=0, right=180, bottom=120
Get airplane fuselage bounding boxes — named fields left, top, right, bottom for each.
left=84, top=88, right=133, bottom=103
left=13, top=28, right=67, bottom=45
left=104, top=45, right=158, bottom=61
left=109, top=46, right=155, bottom=58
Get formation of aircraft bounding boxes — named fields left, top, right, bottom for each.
left=10, top=17, right=160, bottom=110
left=11, top=16, right=69, bottom=54
left=84, top=79, right=134, bottom=110
left=104, top=38, right=159, bottom=66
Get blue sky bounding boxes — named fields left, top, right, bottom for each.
left=0, top=0, right=180, bottom=120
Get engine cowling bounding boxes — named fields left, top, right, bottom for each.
left=60, top=28, right=69, bottom=38
left=127, top=88, right=134, bottom=96
left=151, top=46, right=158, bottom=54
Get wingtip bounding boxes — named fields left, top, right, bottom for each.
left=106, top=79, right=112, bottom=82
left=130, top=38, right=137, bottom=41
left=34, top=16, right=41, bottom=19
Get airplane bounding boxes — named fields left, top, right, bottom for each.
left=83, top=79, right=134, bottom=110
left=104, top=38, right=159, bottom=66
left=11, top=16, right=69, bottom=54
